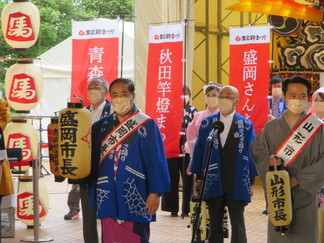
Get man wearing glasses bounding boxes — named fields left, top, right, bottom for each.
left=64, top=77, right=113, bottom=243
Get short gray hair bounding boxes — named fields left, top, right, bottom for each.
left=88, top=77, right=109, bottom=90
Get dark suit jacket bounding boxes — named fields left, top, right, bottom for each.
left=219, top=115, right=239, bottom=193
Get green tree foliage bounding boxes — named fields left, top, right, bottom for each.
left=0, top=0, right=133, bottom=81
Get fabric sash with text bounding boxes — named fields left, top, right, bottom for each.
left=100, top=112, right=151, bottom=165
left=276, top=113, right=323, bottom=167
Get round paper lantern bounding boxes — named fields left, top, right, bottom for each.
left=266, top=168, right=292, bottom=234
left=58, top=102, right=91, bottom=179
left=5, top=60, right=43, bottom=113
left=47, top=116, right=60, bottom=176
left=1, top=0, right=40, bottom=50
left=17, top=176, right=49, bottom=226
left=4, top=119, right=39, bottom=172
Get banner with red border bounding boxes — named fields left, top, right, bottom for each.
left=229, top=26, right=270, bottom=135
left=71, top=19, right=119, bottom=106
left=145, top=24, right=184, bottom=158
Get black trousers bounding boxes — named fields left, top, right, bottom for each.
left=161, top=155, right=193, bottom=214
left=80, top=184, right=99, bottom=243
left=207, top=194, right=247, bottom=243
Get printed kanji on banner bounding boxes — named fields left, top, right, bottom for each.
left=71, top=19, right=119, bottom=106
left=145, top=24, right=184, bottom=158
left=229, top=26, right=270, bottom=135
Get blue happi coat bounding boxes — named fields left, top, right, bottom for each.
left=268, top=96, right=287, bottom=117
left=190, top=112, right=257, bottom=205
left=88, top=108, right=170, bottom=223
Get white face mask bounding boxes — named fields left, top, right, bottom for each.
left=218, top=98, right=234, bottom=114
left=286, top=99, right=307, bottom=114
left=205, top=96, right=218, bottom=109
left=184, top=95, right=190, bottom=105
left=272, top=88, right=282, bottom=98
left=112, top=97, right=132, bottom=115
left=88, top=90, right=104, bottom=105
left=313, top=101, right=324, bottom=113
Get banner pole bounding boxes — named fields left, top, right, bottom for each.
left=21, top=158, right=53, bottom=242
left=21, top=141, right=53, bottom=242
left=270, top=25, right=275, bottom=72
left=120, top=18, right=125, bottom=78
left=180, top=17, right=188, bottom=219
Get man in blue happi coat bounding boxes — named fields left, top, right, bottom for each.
left=88, top=78, right=170, bottom=243
left=190, top=85, right=257, bottom=243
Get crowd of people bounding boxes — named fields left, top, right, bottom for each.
left=55, top=75, right=324, bottom=243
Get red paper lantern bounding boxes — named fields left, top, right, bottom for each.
left=5, top=60, right=43, bottom=113
left=1, top=0, right=40, bottom=50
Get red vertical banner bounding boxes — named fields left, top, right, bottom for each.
left=71, top=19, right=119, bottom=106
left=145, top=24, right=184, bottom=158
left=229, top=26, right=270, bottom=135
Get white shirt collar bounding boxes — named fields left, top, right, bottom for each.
left=219, top=110, right=235, bottom=147
left=220, top=110, right=235, bottom=120
left=90, top=100, right=106, bottom=124
left=90, top=100, right=106, bottom=112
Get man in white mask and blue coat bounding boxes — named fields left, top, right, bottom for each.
left=190, top=85, right=257, bottom=243
left=88, top=78, right=170, bottom=243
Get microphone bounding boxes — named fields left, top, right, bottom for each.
left=207, top=121, right=224, bottom=142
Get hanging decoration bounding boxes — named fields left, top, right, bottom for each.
left=58, top=102, right=91, bottom=179
left=276, top=21, right=324, bottom=72
left=226, top=0, right=323, bottom=23
left=47, top=116, right=60, bottom=176
left=266, top=167, right=292, bottom=234
left=5, top=60, right=43, bottom=113
left=1, top=0, right=40, bottom=51
left=17, top=176, right=49, bottom=226
left=269, top=15, right=303, bottom=37
left=4, top=119, right=39, bottom=172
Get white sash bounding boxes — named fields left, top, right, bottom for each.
left=100, top=112, right=151, bottom=165
left=276, top=113, right=323, bottom=167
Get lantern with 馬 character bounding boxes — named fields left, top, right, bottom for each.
left=4, top=119, right=39, bottom=172
left=5, top=60, right=43, bottom=113
left=17, top=176, right=49, bottom=226
left=1, top=0, right=40, bottom=51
